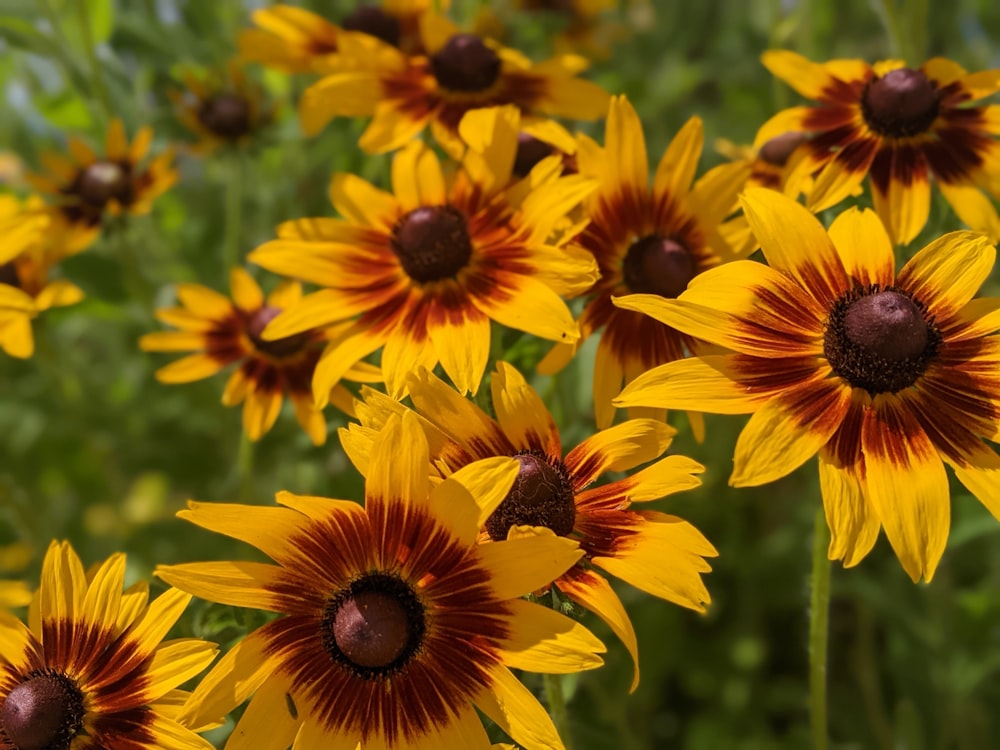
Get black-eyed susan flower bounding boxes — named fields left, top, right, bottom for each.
left=27, top=119, right=177, bottom=254
left=140, top=268, right=379, bottom=445
left=0, top=540, right=217, bottom=750
left=0, top=240, right=84, bottom=360
left=250, top=106, right=598, bottom=400
left=238, top=1, right=431, bottom=73
left=157, top=412, right=605, bottom=749
left=0, top=194, right=47, bottom=266
left=168, top=60, right=275, bottom=155
left=758, top=51, right=1000, bottom=244
left=615, top=187, right=1000, bottom=583
left=298, top=12, right=610, bottom=155
left=537, top=95, right=746, bottom=432
left=341, top=362, right=715, bottom=692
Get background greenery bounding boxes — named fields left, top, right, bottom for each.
left=1, top=1, right=999, bottom=748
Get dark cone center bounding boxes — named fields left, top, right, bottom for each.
left=246, top=305, right=310, bottom=358
left=759, top=132, right=807, bottom=167
left=513, top=133, right=556, bottom=178
left=198, top=93, right=253, bottom=139
left=0, top=262, right=20, bottom=288
left=342, top=6, right=401, bottom=48
left=431, top=34, right=501, bottom=93
left=623, top=235, right=695, bottom=298
left=391, top=205, right=473, bottom=283
left=485, top=452, right=576, bottom=541
left=77, top=160, right=132, bottom=208
left=0, top=672, right=84, bottom=750
left=824, top=286, right=940, bottom=394
left=861, top=68, right=939, bottom=137
left=323, top=573, right=425, bottom=676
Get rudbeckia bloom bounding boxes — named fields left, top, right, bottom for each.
left=238, top=1, right=432, bottom=73
left=168, top=60, right=275, bottom=155
left=250, top=106, right=598, bottom=400
left=615, top=188, right=1000, bottom=582
left=758, top=51, right=1000, bottom=244
left=27, top=119, right=177, bottom=254
left=140, top=268, right=379, bottom=444
left=0, top=540, right=217, bottom=750
left=298, top=13, right=610, bottom=155
left=341, top=362, right=715, bottom=691
left=538, top=95, right=746, bottom=431
left=157, top=412, right=605, bottom=749
left=0, top=242, right=85, bottom=360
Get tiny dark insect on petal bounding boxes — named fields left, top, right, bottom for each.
left=285, top=691, right=298, bottom=719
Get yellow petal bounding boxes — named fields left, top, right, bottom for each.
left=938, top=182, right=1000, bottom=243
left=819, top=450, right=880, bottom=567
left=242, top=390, right=283, bottom=442
left=614, top=355, right=767, bottom=414
left=897, top=231, right=995, bottom=321
left=328, top=171, right=399, bottom=231
left=391, top=141, right=446, bottom=211
left=367, top=411, right=430, bottom=510
left=428, top=305, right=490, bottom=396
left=155, top=562, right=282, bottom=610
left=432, top=457, right=520, bottom=538
left=477, top=531, right=583, bottom=600
left=653, top=116, right=703, bottom=203
left=826, top=207, right=895, bottom=288
left=156, top=354, right=227, bottom=384
left=230, top=268, right=265, bottom=312
left=564, top=419, right=675, bottom=487
left=473, top=665, right=565, bottom=750
left=180, top=501, right=309, bottom=564
left=491, top=361, right=558, bottom=454
left=498, top=598, right=606, bottom=673
left=869, top=151, right=931, bottom=246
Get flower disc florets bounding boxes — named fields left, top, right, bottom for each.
left=430, top=34, right=501, bottom=93
left=485, top=451, right=576, bottom=541
left=861, top=68, right=940, bottom=137
left=390, top=205, right=474, bottom=282
left=623, top=235, right=696, bottom=298
left=0, top=670, right=85, bottom=750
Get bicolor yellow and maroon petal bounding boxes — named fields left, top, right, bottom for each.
left=563, top=419, right=675, bottom=489
left=826, top=207, right=895, bottom=287
left=490, top=362, right=559, bottom=456
left=818, top=451, right=881, bottom=567
left=896, top=231, right=995, bottom=321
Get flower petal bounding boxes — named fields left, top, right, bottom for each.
left=614, top=355, right=769, bottom=414
left=367, top=411, right=430, bottom=511
left=826, top=207, right=895, bottom=288
left=477, top=531, right=584, bottom=600
left=896, top=231, right=996, bottom=321
left=491, top=362, right=559, bottom=455
left=564, top=419, right=675, bottom=488
left=818, top=449, right=881, bottom=567
left=498, top=598, right=606, bottom=674
left=474, top=665, right=563, bottom=750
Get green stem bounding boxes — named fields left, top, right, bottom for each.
left=223, top=153, right=244, bottom=277
left=75, top=0, right=113, bottom=123
left=237, top=431, right=255, bottom=501
left=544, top=672, right=573, bottom=750
left=112, top=220, right=153, bottom=313
left=809, top=507, right=832, bottom=750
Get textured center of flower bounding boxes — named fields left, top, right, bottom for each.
left=513, top=133, right=556, bottom=178
left=824, top=286, right=940, bottom=394
left=0, top=262, right=19, bottom=288
left=431, top=34, right=501, bottom=92
left=391, top=205, right=473, bottom=283
left=323, top=574, right=425, bottom=675
left=198, top=93, right=253, bottom=139
left=342, top=6, right=401, bottom=48
left=623, top=235, right=695, bottom=298
left=0, top=671, right=85, bottom=750
left=758, top=132, right=806, bottom=166
left=485, top=451, right=576, bottom=541
left=861, top=68, right=940, bottom=137
left=78, top=160, right=131, bottom=207
left=246, top=306, right=309, bottom=358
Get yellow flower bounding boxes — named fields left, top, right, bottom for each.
left=140, top=268, right=380, bottom=444
left=615, top=188, right=1000, bottom=582
left=759, top=51, right=1000, bottom=244
left=250, top=106, right=598, bottom=400
left=0, top=541, right=217, bottom=749
left=341, top=362, right=715, bottom=692
left=298, top=12, right=609, bottom=155
left=158, top=412, right=605, bottom=749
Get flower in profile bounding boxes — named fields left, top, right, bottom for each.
left=27, top=119, right=177, bottom=254
left=250, top=106, right=597, bottom=400
left=157, top=412, right=605, bottom=748
left=0, top=540, right=217, bottom=750
left=758, top=51, right=1000, bottom=244
left=341, top=362, right=715, bottom=691
left=140, top=268, right=379, bottom=444
left=298, top=13, right=609, bottom=155
left=238, top=1, right=431, bottom=73
left=538, top=95, right=746, bottom=432
left=168, top=60, right=275, bottom=155
left=615, top=187, right=1000, bottom=582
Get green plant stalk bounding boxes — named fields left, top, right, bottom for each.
left=237, top=431, right=255, bottom=502
left=223, top=153, right=244, bottom=277
left=809, top=506, right=832, bottom=750
left=75, top=0, right=113, bottom=123
left=544, top=672, right=573, bottom=750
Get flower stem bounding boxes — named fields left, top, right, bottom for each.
left=809, top=506, right=832, bottom=750
left=74, top=0, right=113, bottom=124
left=223, top=152, right=244, bottom=277
left=236, top=431, right=255, bottom=501
left=544, top=672, right=574, bottom=750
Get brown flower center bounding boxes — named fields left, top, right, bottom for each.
left=0, top=670, right=85, bottom=750
left=342, top=6, right=401, bottom=48
left=485, top=451, right=576, bottom=541
left=431, top=34, right=501, bottom=93
left=758, top=132, right=806, bottom=167
left=323, top=573, right=425, bottom=676
left=513, top=133, right=556, bottom=178
left=824, top=285, right=940, bottom=394
left=861, top=68, right=940, bottom=138
left=197, top=93, right=253, bottom=140
left=0, top=262, right=19, bottom=288
left=77, top=160, right=132, bottom=208
left=390, top=205, right=473, bottom=283
left=623, top=235, right=695, bottom=298
left=246, top=306, right=310, bottom=358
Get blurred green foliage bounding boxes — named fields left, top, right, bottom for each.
left=1, top=1, right=999, bottom=748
